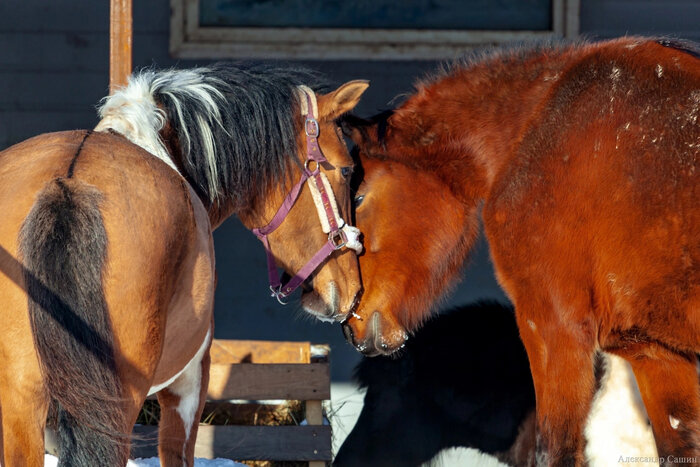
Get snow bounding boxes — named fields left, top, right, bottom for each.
left=425, top=448, right=508, bottom=467
left=44, top=454, right=247, bottom=467
left=585, top=354, right=657, bottom=466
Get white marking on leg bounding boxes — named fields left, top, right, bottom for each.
left=148, top=366, right=187, bottom=396
left=173, top=329, right=211, bottom=441
left=151, top=327, right=211, bottom=467
left=148, top=329, right=212, bottom=396
left=670, top=415, right=680, bottom=430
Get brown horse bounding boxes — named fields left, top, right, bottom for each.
left=335, top=299, right=658, bottom=466
left=0, top=63, right=367, bottom=466
left=344, top=38, right=699, bottom=465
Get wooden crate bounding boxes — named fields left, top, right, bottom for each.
left=131, top=339, right=332, bottom=466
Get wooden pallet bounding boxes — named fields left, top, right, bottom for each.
left=46, top=340, right=331, bottom=466
left=131, top=340, right=331, bottom=466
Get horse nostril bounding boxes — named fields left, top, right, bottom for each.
left=370, top=311, right=384, bottom=350
left=342, top=322, right=355, bottom=346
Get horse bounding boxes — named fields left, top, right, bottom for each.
left=335, top=301, right=537, bottom=467
left=0, top=63, right=367, bottom=466
left=338, top=157, right=658, bottom=466
left=334, top=301, right=658, bottom=467
left=342, top=37, right=699, bottom=465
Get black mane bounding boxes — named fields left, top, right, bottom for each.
left=151, top=63, right=328, bottom=211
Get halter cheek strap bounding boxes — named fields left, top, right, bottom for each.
left=251, top=86, right=362, bottom=304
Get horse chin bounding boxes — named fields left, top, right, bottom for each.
left=300, top=288, right=340, bottom=323
left=342, top=311, right=408, bottom=357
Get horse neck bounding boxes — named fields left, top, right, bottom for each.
left=387, top=47, right=581, bottom=203
left=157, top=126, right=232, bottom=229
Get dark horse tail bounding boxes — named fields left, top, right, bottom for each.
left=19, top=177, right=126, bottom=466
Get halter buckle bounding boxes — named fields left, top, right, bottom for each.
left=305, top=118, right=320, bottom=137
left=329, top=229, right=347, bottom=250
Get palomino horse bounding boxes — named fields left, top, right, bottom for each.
left=343, top=38, right=699, bottom=465
left=0, top=63, right=367, bottom=466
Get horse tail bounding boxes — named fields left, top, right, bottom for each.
left=19, top=177, right=126, bottom=466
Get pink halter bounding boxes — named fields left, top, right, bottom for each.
left=251, top=87, right=362, bottom=304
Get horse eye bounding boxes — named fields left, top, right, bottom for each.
left=354, top=195, right=365, bottom=208
left=340, top=166, right=353, bottom=179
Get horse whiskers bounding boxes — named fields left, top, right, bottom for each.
left=343, top=288, right=364, bottom=322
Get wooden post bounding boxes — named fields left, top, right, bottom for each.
left=306, top=400, right=325, bottom=467
left=110, top=0, right=132, bottom=94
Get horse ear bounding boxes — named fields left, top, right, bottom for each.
left=317, top=80, right=370, bottom=121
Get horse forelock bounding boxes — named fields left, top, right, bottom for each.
left=149, top=63, right=328, bottom=211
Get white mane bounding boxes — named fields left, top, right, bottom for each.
left=95, top=68, right=228, bottom=177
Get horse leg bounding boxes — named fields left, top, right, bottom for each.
left=616, top=346, right=700, bottom=461
left=0, top=400, right=3, bottom=462
left=157, top=335, right=212, bottom=467
left=516, top=300, right=597, bottom=467
left=0, top=359, right=48, bottom=466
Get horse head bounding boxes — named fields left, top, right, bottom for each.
left=341, top=115, right=478, bottom=355
left=241, top=80, right=370, bottom=321
left=96, top=65, right=369, bottom=322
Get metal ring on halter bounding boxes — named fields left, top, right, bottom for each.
left=270, top=285, right=288, bottom=305
left=304, top=158, right=319, bottom=173
left=305, top=118, right=320, bottom=137
left=329, top=230, right=347, bottom=250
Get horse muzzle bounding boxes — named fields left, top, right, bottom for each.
left=301, top=281, right=362, bottom=323
left=342, top=311, right=408, bottom=357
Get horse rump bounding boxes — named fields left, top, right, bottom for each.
left=18, top=177, right=127, bottom=466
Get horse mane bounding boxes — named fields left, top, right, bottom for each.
left=97, top=63, right=328, bottom=210
left=428, top=38, right=579, bottom=80
left=419, top=36, right=700, bottom=97
left=340, top=41, right=584, bottom=155
left=349, top=36, right=700, bottom=166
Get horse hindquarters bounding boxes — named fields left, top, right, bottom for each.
left=17, top=178, right=128, bottom=466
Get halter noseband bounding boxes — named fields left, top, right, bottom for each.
left=251, top=86, right=362, bottom=305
